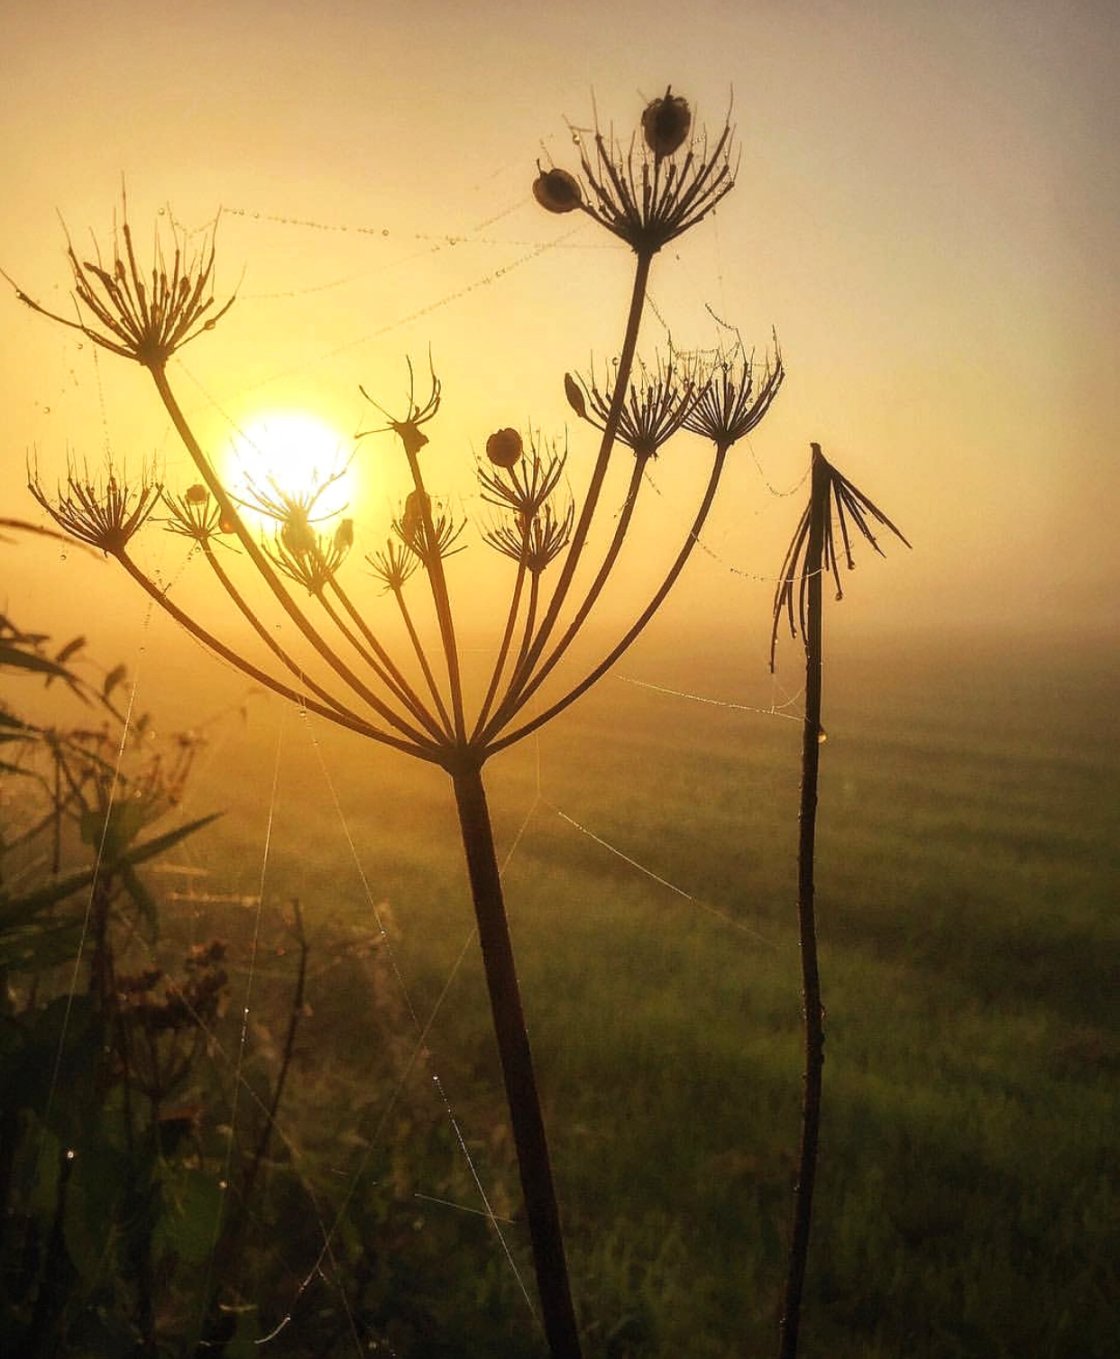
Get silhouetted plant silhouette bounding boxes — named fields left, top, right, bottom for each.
left=11, top=89, right=782, bottom=1358
left=770, top=443, right=909, bottom=1359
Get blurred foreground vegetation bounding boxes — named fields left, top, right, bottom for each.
left=2, top=622, right=1116, bottom=1356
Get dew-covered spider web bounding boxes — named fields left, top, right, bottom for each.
left=21, top=143, right=833, bottom=1354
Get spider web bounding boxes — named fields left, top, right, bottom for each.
left=24, top=157, right=812, bottom=1354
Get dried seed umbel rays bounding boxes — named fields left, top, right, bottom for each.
left=13, top=89, right=781, bottom=1359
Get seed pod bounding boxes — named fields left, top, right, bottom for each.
left=334, top=517, right=354, bottom=550
left=533, top=167, right=582, bottom=214
left=185, top=483, right=209, bottom=504
left=486, top=427, right=523, bottom=468
left=402, top=489, right=430, bottom=539
left=641, top=88, right=691, bottom=158
left=564, top=372, right=587, bottom=420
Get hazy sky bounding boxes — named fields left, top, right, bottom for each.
left=2, top=0, right=1117, bottom=671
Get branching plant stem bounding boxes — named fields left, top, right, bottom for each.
left=777, top=448, right=828, bottom=1359
left=491, top=441, right=729, bottom=752
left=150, top=366, right=430, bottom=745
left=486, top=249, right=653, bottom=736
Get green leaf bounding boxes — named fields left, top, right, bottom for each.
left=154, top=1166, right=224, bottom=1265
left=0, top=811, right=222, bottom=930
left=119, top=859, right=159, bottom=940
left=102, top=663, right=127, bottom=700
left=0, top=642, right=70, bottom=678
left=55, top=636, right=86, bottom=665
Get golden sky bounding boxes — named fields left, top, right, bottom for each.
left=2, top=0, right=1117, bottom=671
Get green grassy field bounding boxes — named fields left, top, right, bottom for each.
left=162, top=626, right=1117, bottom=1357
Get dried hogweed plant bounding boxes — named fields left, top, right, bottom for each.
left=771, top=444, right=909, bottom=1359
left=12, top=89, right=782, bottom=1359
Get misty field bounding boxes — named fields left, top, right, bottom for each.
left=128, top=627, right=1114, bottom=1358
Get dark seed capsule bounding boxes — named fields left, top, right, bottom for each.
left=564, top=372, right=587, bottom=420
left=641, top=88, right=692, bottom=157
left=486, top=428, right=523, bottom=468
left=533, top=167, right=582, bottom=214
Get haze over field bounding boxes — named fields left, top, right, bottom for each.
left=2, top=0, right=1117, bottom=656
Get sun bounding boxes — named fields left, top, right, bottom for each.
left=222, top=411, right=355, bottom=528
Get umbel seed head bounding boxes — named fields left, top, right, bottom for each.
left=486, top=428, right=524, bottom=468
left=533, top=167, right=582, bottom=214
left=642, top=88, right=692, bottom=157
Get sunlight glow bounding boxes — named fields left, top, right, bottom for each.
left=223, top=412, right=355, bottom=529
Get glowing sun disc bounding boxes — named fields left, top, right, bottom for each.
left=224, top=412, right=354, bottom=526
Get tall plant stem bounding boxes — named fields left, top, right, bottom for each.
left=778, top=448, right=828, bottom=1359
left=450, top=759, right=582, bottom=1359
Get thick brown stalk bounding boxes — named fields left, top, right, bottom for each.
left=777, top=447, right=828, bottom=1359
left=490, top=442, right=728, bottom=754
left=450, top=758, right=582, bottom=1359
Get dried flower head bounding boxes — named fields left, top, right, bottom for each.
left=485, top=499, right=574, bottom=575
left=29, top=460, right=161, bottom=555
left=557, top=93, right=736, bottom=253
left=162, top=485, right=225, bottom=543
left=486, top=428, right=524, bottom=468
left=533, top=167, right=583, bottom=214
left=366, top=537, right=420, bottom=592
left=265, top=515, right=354, bottom=595
left=393, top=490, right=465, bottom=568
left=684, top=339, right=785, bottom=448
left=771, top=443, right=910, bottom=668
left=572, top=352, right=703, bottom=459
left=5, top=201, right=234, bottom=368
left=478, top=429, right=567, bottom=519
left=642, top=87, right=692, bottom=158
left=358, top=356, right=441, bottom=459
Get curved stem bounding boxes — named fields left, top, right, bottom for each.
left=392, top=582, right=455, bottom=737
left=777, top=448, right=828, bottom=1359
left=404, top=445, right=466, bottom=741
left=316, top=586, right=446, bottom=742
left=450, top=759, right=582, bottom=1359
left=151, top=365, right=424, bottom=741
left=116, top=551, right=441, bottom=763
left=489, top=442, right=728, bottom=755
left=471, top=558, right=528, bottom=741
left=201, top=541, right=362, bottom=724
left=327, top=574, right=447, bottom=738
